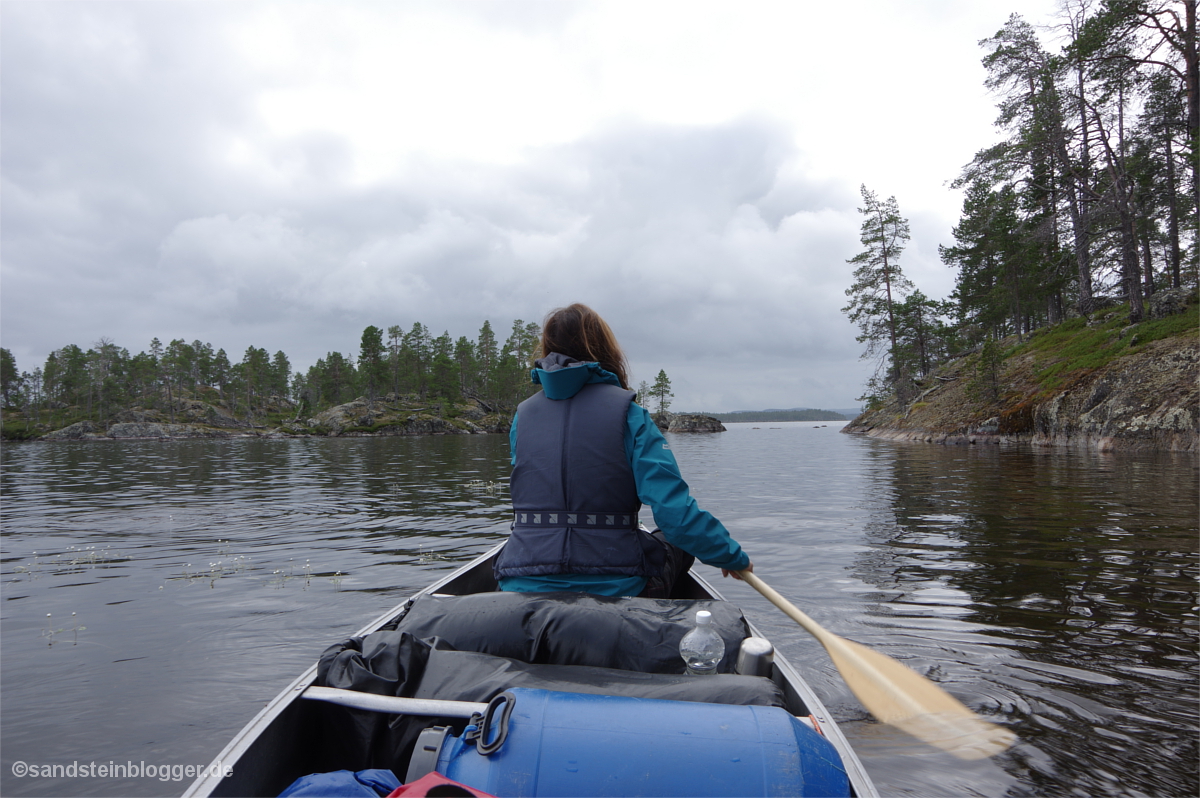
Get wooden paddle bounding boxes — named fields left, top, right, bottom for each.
left=737, top=569, right=1016, bottom=760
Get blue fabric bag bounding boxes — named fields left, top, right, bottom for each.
left=278, top=768, right=401, bottom=797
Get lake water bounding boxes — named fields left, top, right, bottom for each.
left=1, top=424, right=1196, bottom=797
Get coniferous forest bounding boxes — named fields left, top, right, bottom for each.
left=843, top=3, right=1198, bottom=404
left=0, top=320, right=542, bottom=436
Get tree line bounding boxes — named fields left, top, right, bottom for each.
left=844, top=1, right=1198, bottom=404
left=0, top=318, right=545, bottom=427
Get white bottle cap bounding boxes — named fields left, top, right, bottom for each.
left=695, top=610, right=712, bottom=625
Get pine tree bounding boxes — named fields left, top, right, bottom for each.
left=404, top=323, right=432, bottom=399
left=636, top=380, right=650, bottom=407
left=386, top=325, right=404, bottom=396
left=429, top=331, right=458, bottom=401
left=497, top=320, right=540, bottom=410
left=454, top=336, right=477, bottom=398
left=270, top=351, right=291, bottom=398
left=892, top=291, right=954, bottom=380
left=358, top=325, right=387, bottom=408
left=0, top=348, right=19, bottom=407
left=475, top=320, right=499, bottom=406
left=651, top=370, right=673, bottom=414
left=212, top=349, right=231, bottom=407
left=941, top=180, right=1041, bottom=342
left=842, top=185, right=914, bottom=391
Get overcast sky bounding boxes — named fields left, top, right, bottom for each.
left=1, top=0, right=1064, bottom=412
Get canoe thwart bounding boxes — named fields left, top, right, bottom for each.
left=302, top=686, right=489, bottom=718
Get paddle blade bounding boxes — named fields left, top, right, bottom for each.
left=737, top=570, right=1015, bottom=759
left=822, top=633, right=1016, bottom=760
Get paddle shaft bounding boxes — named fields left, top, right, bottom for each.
left=738, top=571, right=831, bottom=643
left=738, top=570, right=926, bottom=715
left=736, top=568, right=1017, bottom=759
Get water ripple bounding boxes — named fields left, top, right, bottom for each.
left=1, top=427, right=1196, bottom=797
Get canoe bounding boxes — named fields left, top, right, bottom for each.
left=184, top=544, right=879, bottom=798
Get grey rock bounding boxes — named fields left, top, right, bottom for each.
left=163, top=398, right=247, bottom=428
left=371, top=417, right=469, bottom=436
left=42, top=421, right=102, bottom=440
left=459, top=404, right=486, bottom=421
left=845, top=335, right=1198, bottom=452
left=1149, top=287, right=1196, bottom=320
left=107, top=422, right=235, bottom=439
left=652, top=412, right=727, bottom=433
left=970, top=417, right=999, bottom=435
left=107, top=422, right=171, bottom=438
left=310, top=399, right=370, bottom=432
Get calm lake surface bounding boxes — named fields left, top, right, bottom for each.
left=1, top=424, right=1197, bottom=798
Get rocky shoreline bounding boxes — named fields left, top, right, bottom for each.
left=22, top=396, right=730, bottom=442
left=843, top=305, right=1198, bottom=453
left=31, top=393, right=512, bottom=442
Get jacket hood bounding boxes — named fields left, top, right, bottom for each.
left=531, top=352, right=623, bottom=400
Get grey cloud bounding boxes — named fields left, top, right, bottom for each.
left=2, top=6, right=884, bottom=409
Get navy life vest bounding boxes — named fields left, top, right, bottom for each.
left=494, top=382, right=664, bottom=579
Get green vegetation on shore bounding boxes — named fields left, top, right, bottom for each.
left=1012, top=300, right=1200, bottom=396
left=842, top=5, right=1198, bottom=407
left=0, top=318, right=544, bottom=440
left=846, top=295, right=1198, bottom=449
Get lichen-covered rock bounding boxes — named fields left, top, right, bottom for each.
left=845, top=334, right=1198, bottom=452
left=1028, top=339, right=1198, bottom=450
left=42, top=420, right=241, bottom=440
left=32, top=393, right=517, bottom=441
left=652, top=412, right=727, bottom=433
left=42, top=421, right=103, bottom=440
left=475, top=414, right=513, bottom=434
left=157, top=398, right=248, bottom=428
left=1149, top=287, right=1197, bottom=320
left=459, top=405, right=486, bottom=421
left=367, top=417, right=469, bottom=436
left=106, top=422, right=236, bottom=439
left=309, top=399, right=371, bottom=433
left=107, top=422, right=173, bottom=438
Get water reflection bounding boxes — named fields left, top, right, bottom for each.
left=2, top=432, right=1196, bottom=798
left=0, top=437, right=517, bottom=798
left=852, top=442, right=1199, bottom=798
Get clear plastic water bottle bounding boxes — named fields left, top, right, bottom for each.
left=679, top=610, right=724, bottom=675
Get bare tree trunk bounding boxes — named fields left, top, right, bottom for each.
left=1074, top=52, right=1096, bottom=314
left=1187, top=1, right=1199, bottom=223
left=1166, top=133, right=1183, bottom=288
left=1123, top=211, right=1146, bottom=322
left=1139, top=215, right=1156, bottom=297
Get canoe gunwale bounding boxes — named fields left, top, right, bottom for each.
left=183, top=543, right=879, bottom=798
left=181, top=546, right=501, bottom=798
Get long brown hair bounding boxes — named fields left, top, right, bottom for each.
left=538, top=303, right=630, bottom=389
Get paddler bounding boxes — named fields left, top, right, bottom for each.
left=494, top=303, right=753, bottom=597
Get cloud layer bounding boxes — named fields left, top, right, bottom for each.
left=0, top=1, right=1059, bottom=410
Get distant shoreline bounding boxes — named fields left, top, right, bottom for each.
left=700, top=409, right=848, bottom=423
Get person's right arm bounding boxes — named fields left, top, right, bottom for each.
left=624, top=403, right=750, bottom=573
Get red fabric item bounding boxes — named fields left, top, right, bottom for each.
left=385, top=771, right=497, bottom=798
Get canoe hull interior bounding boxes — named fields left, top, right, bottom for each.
left=185, top=545, right=878, bottom=798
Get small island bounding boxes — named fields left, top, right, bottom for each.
left=651, top=412, right=727, bottom=433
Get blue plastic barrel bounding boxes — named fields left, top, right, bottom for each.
left=435, top=688, right=850, bottom=797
